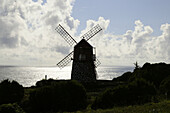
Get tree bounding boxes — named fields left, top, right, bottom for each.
left=0, top=80, right=24, bottom=105
left=134, top=61, right=140, bottom=70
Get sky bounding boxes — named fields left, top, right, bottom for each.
left=0, top=0, right=170, bottom=66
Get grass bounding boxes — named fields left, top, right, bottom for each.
left=73, top=100, right=170, bottom=113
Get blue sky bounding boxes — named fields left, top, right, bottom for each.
left=72, top=0, right=170, bottom=36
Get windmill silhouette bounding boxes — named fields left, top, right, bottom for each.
left=55, top=24, right=102, bottom=82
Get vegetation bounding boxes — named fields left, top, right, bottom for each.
left=92, top=62, right=170, bottom=110
left=0, top=79, right=24, bottom=105
left=1, top=62, right=170, bottom=112
left=76, top=100, right=170, bottom=113
left=113, top=62, right=170, bottom=87
left=0, top=103, right=25, bottom=113
left=160, top=76, right=170, bottom=98
left=26, top=80, right=87, bottom=113
left=112, top=71, right=132, bottom=82
left=92, top=78, right=156, bottom=109
left=129, top=62, right=170, bottom=88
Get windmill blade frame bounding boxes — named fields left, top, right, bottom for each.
left=57, top=51, right=74, bottom=69
left=55, top=24, right=77, bottom=46
left=94, top=58, right=101, bottom=68
left=80, top=24, right=102, bottom=41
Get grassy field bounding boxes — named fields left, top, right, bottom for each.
left=74, top=100, right=170, bottom=113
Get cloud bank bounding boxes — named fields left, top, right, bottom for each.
left=89, top=18, right=170, bottom=66
left=0, top=0, right=79, bottom=66
left=0, top=0, right=170, bottom=66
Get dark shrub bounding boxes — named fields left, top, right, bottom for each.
left=128, top=78, right=157, bottom=104
left=92, top=85, right=129, bottom=109
left=0, top=80, right=24, bottom=105
left=112, top=71, right=132, bottom=82
left=36, top=78, right=56, bottom=87
left=0, top=103, right=25, bottom=113
left=160, top=76, right=170, bottom=98
left=92, top=78, right=156, bottom=109
left=130, top=62, right=170, bottom=88
left=29, top=80, right=87, bottom=112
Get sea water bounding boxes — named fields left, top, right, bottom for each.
left=0, top=66, right=133, bottom=87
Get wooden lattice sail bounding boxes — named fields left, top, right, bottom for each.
left=55, top=24, right=102, bottom=82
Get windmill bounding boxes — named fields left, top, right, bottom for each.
left=55, top=24, right=102, bottom=82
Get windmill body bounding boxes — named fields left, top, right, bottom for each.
left=71, top=39, right=96, bottom=82
left=55, top=24, right=102, bottom=82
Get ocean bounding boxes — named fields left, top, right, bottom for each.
left=0, top=66, right=134, bottom=87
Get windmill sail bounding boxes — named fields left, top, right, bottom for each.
left=80, top=24, right=102, bottom=41
left=94, top=58, right=101, bottom=68
left=57, top=51, right=74, bottom=68
left=55, top=24, right=77, bottom=46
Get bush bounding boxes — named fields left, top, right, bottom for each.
left=130, top=62, right=170, bottom=88
left=160, top=76, right=170, bottom=98
left=112, top=71, right=132, bottom=82
left=0, top=80, right=24, bottom=105
left=35, top=78, right=56, bottom=87
left=0, top=103, right=25, bottom=113
left=29, top=80, right=87, bottom=112
left=92, top=85, right=129, bottom=109
left=128, top=78, right=157, bottom=104
left=92, top=78, right=156, bottom=109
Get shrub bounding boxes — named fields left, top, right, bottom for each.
left=92, top=78, right=156, bottom=109
left=35, top=78, right=56, bottom=87
left=29, top=80, right=87, bottom=112
left=92, top=85, right=129, bottom=109
left=131, top=62, right=170, bottom=88
left=160, top=76, right=170, bottom=98
left=128, top=78, right=157, bottom=104
left=0, top=80, right=24, bottom=105
left=0, top=103, right=25, bottom=113
left=112, top=71, right=132, bottom=82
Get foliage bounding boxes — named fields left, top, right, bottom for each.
left=134, top=61, right=141, bottom=70
left=130, top=62, right=170, bottom=88
left=92, top=78, right=156, bottom=109
left=0, top=103, right=25, bottom=113
left=160, top=76, right=170, bottom=98
left=29, top=80, right=87, bottom=112
left=112, top=71, right=132, bottom=82
left=0, top=79, right=24, bottom=105
left=35, top=78, right=56, bottom=87
left=113, top=62, right=170, bottom=88
left=127, top=78, right=157, bottom=104
left=77, top=100, right=170, bottom=113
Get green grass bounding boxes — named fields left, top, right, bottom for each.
left=74, top=100, right=170, bottom=113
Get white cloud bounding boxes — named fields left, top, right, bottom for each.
left=83, top=18, right=170, bottom=66
left=0, top=0, right=79, bottom=66
left=0, top=0, right=170, bottom=66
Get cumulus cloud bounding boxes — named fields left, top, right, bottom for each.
left=0, top=0, right=79, bottom=66
left=0, top=0, right=170, bottom=66
left=83, top=18, right=170, bottom=66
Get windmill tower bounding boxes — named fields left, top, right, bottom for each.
left=55, top=24, right=102, bottom=82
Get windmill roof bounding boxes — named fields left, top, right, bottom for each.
left=75, top=39, right=92, bottom=48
